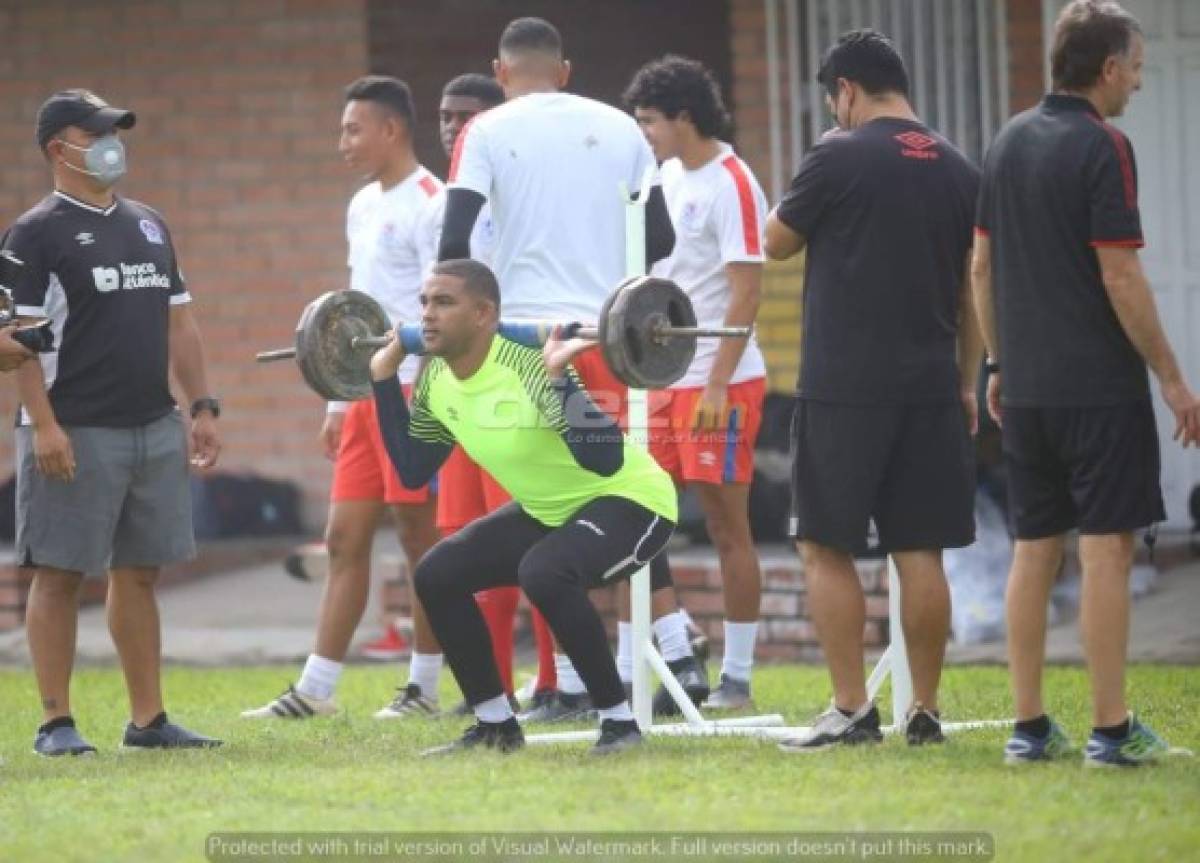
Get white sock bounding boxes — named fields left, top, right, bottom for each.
left=296, top=654, right=342, bottom=701
left=555, top=654, right=586, bottom=694
left=721, top=621, right=759, bottom=682
left=616, top=622, right=633, bottom=683
left=407, top=652, right=443, bottom=700
left=598, top=700, right=634, bottom=723
left=473, top=693, right=514, bottom=724
left=653, top=611, right=691, bottom=662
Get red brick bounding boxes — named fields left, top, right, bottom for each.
left=758, top=591, right=800, bottom=617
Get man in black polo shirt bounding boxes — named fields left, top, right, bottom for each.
left=973, top=0, right=1199, bottom=768
left=2, top=90, right=223, bottom=756
left=764, top=30, right=982, bottom=751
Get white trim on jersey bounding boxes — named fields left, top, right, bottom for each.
left=53, top=190, right=118, bottom=216
left=18, top=274, right=69, bottom=427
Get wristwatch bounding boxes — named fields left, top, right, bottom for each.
left=190, top=396, right=221, bottom=419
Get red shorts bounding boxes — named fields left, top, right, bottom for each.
left=647, top=377, right=765, bottom=484
left=436, top=445, right=511, bottom=530
left=330, top=392, right=434, bottom=505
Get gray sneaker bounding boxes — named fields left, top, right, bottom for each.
left=517, top=689, right=594, bottom=723
left=591, top=719, right=643, bottom=756
left=122, top=714, right=222, bottom=750
left=652, top=655, right=710, bottom=716
left=778, top=701, right=883, bottom=753
left=702, top=674, right=754, bottom=710
left=34, top=719, right=97, bottom=757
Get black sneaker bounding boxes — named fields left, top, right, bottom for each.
left=33, top=717, right=97, bottom=757
left=778, top=701, right=883, bottom=753
left=905, top=704, right=945, bottom=745
left=591, top=719, right=643, bottom=756
left=517, top=689, right=594, bottom=723
left=421, top=717, right=525, bottom=757
left=652, top=655, right=710, bottom=716
left=122, top=713, right=223, bottom=750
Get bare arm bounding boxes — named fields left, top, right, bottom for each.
left=969, top=235, right=998, bottom=361
left=169, top=303, right=221, bottom=468
left=957, top=251, right=984, bottom=435
left=764, top=211, right=806, bottom=261
left=694, top=262, right=762, bottom=430
left=17, top=358, right=75, bottom=480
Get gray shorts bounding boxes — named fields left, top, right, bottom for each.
left=16, top=411, right=196, bottom=574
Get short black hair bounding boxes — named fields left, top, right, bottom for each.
left=344, top=75, right=416, bottom=128
left=432, top=258, right=500, bottom=310
left=1051, top=1, right=1142, bottom=91
left=817, top=29, right=909, bottom=99
left=623, top=55, right=731, bottom=139
left=499, top=17, right=562, bottom=59
left=442, top=73, right=505, bottom=108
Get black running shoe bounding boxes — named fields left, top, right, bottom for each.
left=905, top=704, right=945, bottom=746
left=652, top=655, right=710, bottom=716
left=778, top=701, right=883, bottom=753
left=591, top=719, right=643, bottom=756
left=421, top=717, right=525, bottom=757
left=122, top=713, right=222, bottom=750
left=33, top=717, right=97, bottom=757
left=517, top=689, right=594, bottom=723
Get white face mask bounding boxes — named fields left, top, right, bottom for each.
left=56, top=134, right=127, bottom=187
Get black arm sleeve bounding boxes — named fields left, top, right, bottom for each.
left=547, top=373, right=625, bottom=477
left=644, top=184, right=675, bottom=266
left=437, top=188, right=486, bottom=261
left=371, top=377, right=454, bottom=489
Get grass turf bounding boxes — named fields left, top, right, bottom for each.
left=0, top=664, right=1196, bottom=862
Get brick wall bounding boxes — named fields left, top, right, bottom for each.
left=0, top=0, right=369, bottom=525
left=1008, top=0, right=1048, bottom=112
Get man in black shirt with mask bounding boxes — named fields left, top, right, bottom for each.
left=2, top=89, right=222, bottom=756
left=765, top=30, right=982, bottom=751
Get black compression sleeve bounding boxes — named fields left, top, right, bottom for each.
left=438, top=188, right=486, bottom=261
left=644, top=184, right=675, bottom=265
left=549, top=375, right=624, bottom=477
left=371, top=377, right=453, bottom=488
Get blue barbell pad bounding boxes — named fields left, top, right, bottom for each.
left=394, top=321, right=584, bottom=354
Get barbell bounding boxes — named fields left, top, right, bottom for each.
left=255, top=275, right=751, bottom=400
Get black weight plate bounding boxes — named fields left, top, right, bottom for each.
left=294, top=290, right=389, bottom=401
left=597, top=276, right=696, bottom=389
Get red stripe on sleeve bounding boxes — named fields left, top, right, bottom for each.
left=720, top=155, right=761, bottom=256
left=418, top=175, right=439, bottom=198
left=447, top=117, right=476, bottom=183
left=1090, top=238, right=1144, bottom=248
left=1088, top=117, right=1136, bottom=210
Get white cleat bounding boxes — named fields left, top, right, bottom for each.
left=241, top=684, right=338, bottom=719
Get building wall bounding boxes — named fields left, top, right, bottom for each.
left=0, top=0, right=370, bottom=525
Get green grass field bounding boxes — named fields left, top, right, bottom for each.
left=0, top=664, right=1196, bottom=862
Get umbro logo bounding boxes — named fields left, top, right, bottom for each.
left=446, top=406, right=459, bottom=422
left=75, top=232, right=95, bottom=246
left=894, top=131, right=940, bottom=160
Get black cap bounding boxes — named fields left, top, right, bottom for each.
left=36, top=89, right=136, bottom=150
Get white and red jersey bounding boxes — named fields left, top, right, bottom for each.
left=448, top=91, right=659, bottom=321
left=415, top=188, right=497, bottom=273
left=345, top=166, right=442, bottom=384
left=651, top=144, right=767, bottom=388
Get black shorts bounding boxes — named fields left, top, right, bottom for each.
left=789, top=399, right=975, bottom=554
left=1002, top=400, right=1164, bottom=539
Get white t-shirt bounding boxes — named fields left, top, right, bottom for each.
left=449, top=91, right=659, bottom=321
left=651, top=145, right=767, bottom=388
left=415, top=188, right=496, bottom=272
left=345, top=166, right=442, bottom=386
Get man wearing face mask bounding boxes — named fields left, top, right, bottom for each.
left=764, top=31, right=982, bottom=751
left=0, top=89, right=222, bottom=755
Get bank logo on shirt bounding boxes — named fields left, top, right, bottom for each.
left=93, top=262, right=171, bottom=293
left=139, top=219, right=164, bottom=245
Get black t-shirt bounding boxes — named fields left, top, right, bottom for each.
left=1, top=192, right=189, bottom=427
left=976, top=94, right=1148, bottom=406
left=777, top=118, right=980, bottom=404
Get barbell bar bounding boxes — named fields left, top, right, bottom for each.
left=254, top=276, right=752, bottom=400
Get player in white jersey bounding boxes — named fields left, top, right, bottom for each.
left=243, top=76, right=445, bottom=722
left=439, top=17, right=711, bottom=721
left=626, top=56, right=768, bottom=709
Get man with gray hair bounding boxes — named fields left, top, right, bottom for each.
left=973, top=0, right=1200, bottom=767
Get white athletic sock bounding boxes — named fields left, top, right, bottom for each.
left=721, top=621, right=759, bottom=682
left=473, top=693, right=514, bottom=724
left=296, top=654, right=342, bottom=701
left=555, top=654, right=586, bottom=694
left=653, top=611, right=691, bottom=662
left=616, top=622, right=633, bottom=683
left=598, top=700, right=634, bottom=723
left=407, top=652, right=443, bottom=700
